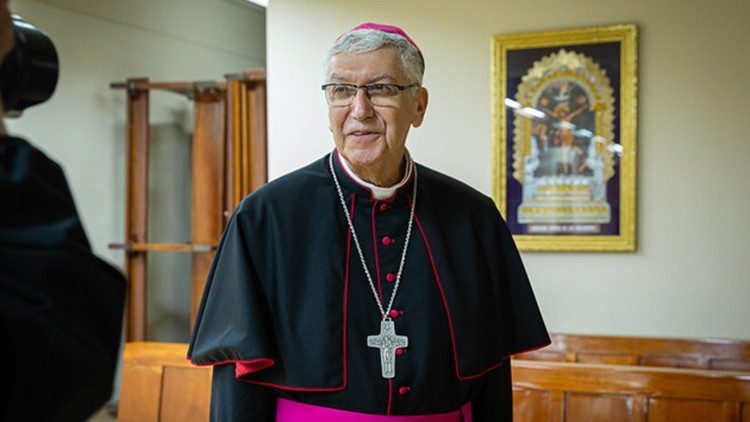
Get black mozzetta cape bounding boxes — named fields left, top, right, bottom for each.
left=0, top=136, right=126, bottom=421
left=188, top=152, right=549, bottom=421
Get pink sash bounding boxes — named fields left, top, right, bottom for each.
left=276, top=398, right=472, bottom=422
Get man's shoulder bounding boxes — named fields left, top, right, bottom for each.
left=236, top=155, right=330, bottom=213
left=417, top=163, right=497, bottom=212
left=261, top=156, right=329, bottom=193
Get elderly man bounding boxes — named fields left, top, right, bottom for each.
left=189, top=23, right=549, bottom=421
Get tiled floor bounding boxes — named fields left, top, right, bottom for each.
left=88, top=407, right=116, bottom=422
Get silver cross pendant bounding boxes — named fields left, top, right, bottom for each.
left=367, top=319, right=408, bottom=379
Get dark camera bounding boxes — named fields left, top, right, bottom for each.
left=0, top=14, right=59, bottom=117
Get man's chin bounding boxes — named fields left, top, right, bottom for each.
left=340, top=148, right=384, bottom=169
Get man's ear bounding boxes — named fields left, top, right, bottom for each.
left=411, top=87, right=428, bottom=128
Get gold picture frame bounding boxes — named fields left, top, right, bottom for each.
left=492, top=24, right=638, bottom=252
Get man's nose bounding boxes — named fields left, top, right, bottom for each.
left=350, top=88, right=374, bottom=120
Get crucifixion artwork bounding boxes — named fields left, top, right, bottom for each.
left=512, top=49, right=616, bottom=233
left=492, top=24, right=638, bottom=252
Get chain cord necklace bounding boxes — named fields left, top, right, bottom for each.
left=328, top=151, right=417, bottom=379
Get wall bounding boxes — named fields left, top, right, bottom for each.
left=6, top=0, right=266, bottom=341
left=267, top=0, right=750, bottom=339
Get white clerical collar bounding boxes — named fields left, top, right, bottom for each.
left=338, top=150, right=413, bottom=200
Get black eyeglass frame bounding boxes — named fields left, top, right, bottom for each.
left=320, top=83, right=418, bottom=100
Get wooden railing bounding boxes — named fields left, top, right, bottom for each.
left=515, top=333, right=750, bottom=371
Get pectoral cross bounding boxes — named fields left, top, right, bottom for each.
left=367, top=319, right=408, bottom=379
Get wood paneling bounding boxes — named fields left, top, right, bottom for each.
left=512, top=389, right=559, bottom=422
left=160, top=367, right=212, bottom=422
left=566, top=393, right=634, bottom=422
left=648, top=398, right=724, bottom=422
left=119, top=342, right=212, bottom=422
left=512, top=360, right=750, bottom=421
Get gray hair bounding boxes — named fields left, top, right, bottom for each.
left=324, top=29, right=425, bottom=86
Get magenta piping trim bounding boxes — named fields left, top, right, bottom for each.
left=239, top=197, right=358, bottom=392
left=241, top=379, right=345, bottom=392
left=190, top=357, right=343, bottom=391
left=413, top=213, right=464, bottom=380
left=236, top=358, right=275, bottom=377
left=341, top=195, right=356, bottom=387
left=187, top=197, right=357, bottom=393
left=415, top=213, right=516, bottom=381
left=188, top=357, right=275, bottom=368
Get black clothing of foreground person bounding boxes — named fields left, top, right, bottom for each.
left=0, top=3, right=126, bottom=420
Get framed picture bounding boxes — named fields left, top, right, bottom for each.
left=491, top=24, right=638, bottom=252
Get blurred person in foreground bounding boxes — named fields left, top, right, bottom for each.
left=0, top=1, right=126, bottom=420
left=188, top=23, right=549, bottom=421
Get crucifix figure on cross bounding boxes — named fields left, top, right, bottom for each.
left=367, top=319, right=409, bottom=379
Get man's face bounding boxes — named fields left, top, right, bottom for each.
left=327, top=47, right=427, bottom=177
left=0, top=0, right=12, bottom=63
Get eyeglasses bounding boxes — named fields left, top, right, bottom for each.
left=321, top=83, right=418, bottom=107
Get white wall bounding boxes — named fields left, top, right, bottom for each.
left=6, top=0, right=265, bottom=340
left=267, top=0, right=750, bottom=339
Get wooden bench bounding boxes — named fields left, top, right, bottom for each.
left=512, top=360, right=750, bottom=421
left=515, top=333, right=750, bottom=371
left=119, top=340, right=750, bottom=421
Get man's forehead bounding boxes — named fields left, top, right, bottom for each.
left=329, top=72, right=398, bottom=83
left=328, top=49, right=407, bottom=83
